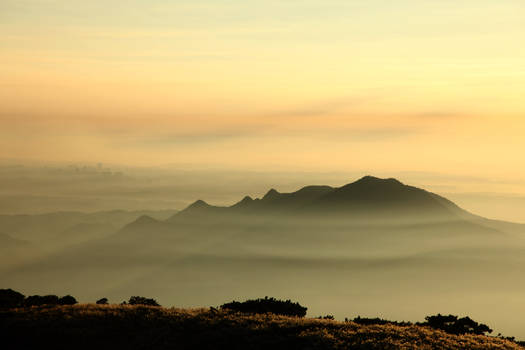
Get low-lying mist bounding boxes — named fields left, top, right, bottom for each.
left=2, top=174, right=525, bottom=339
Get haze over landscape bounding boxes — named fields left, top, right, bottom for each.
left=2, top=0, right=525, bottom=347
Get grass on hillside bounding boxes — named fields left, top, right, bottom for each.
left=1, top=304, right=522, bottom=350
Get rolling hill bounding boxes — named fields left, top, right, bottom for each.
left=1, top=304, right=522, bottom=350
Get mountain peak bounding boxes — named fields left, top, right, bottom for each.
left=232, top=196, right=254, bottom=208
left=335, top=176, right=408, bottom=197
left=262, top=188, right=280, bottom=200
left=119, top=214, right=160, bottom=233
left=296, top=185, right=334, bottom=194
left=186, top=199, right=210, bottom=210
left=353, top=176, right=404, bottom=186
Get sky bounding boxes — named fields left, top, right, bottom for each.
left=1, top=1, right=525, bottom=192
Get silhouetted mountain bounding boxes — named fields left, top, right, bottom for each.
left=134, top=215, right=160, bottom=226
left=232, top=196, right=255, bottom=208
left=113, top=176, right=519, bottom=251
left=305, top=176, right=463, bottom=221
left=164, top=176, right=465, bottom=223
left=0, top=209, right=178, bottom=245
left=251, top=185, right=334, bottom=212
left=0, top=209, right=178, bottom=272
left=179, top=199, right=216, bottom=214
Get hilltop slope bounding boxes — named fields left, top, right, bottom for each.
left=0, top=305, right=521, bottom=350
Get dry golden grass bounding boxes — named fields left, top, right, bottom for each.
left=1, top=304, right=522, bottom=350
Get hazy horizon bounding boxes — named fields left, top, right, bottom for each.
left=1, top=160, right=525, bottom=224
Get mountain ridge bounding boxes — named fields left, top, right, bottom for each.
left=163, top=176, right=466, bottom=224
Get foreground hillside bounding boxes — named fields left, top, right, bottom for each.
left=0, top=305, right=521, bottom=350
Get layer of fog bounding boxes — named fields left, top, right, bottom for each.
left=2, top=209, right=525, bottom=338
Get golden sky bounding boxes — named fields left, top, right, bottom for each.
left=1, top=0, right=525, bottom=178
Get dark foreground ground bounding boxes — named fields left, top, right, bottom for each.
left=0, top=304, right=521, bottom=350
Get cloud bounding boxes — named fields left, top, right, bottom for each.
left=326, top=127, right=420, bottom=142
left=115, top=123, right=420, bottom=152
left=117, top=127, right=266, bottom=149
left=267, top=96, right=369, bottom=118
left=411, top=111, right=466, bottom=119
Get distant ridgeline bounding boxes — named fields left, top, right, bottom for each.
left=114, top=175, right=510, bottom=242
left=166, top=176, right=468, bottom=223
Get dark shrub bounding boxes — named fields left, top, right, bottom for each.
left=24, top=295, right=60, bottom=307
left=353, top=316, right=391, bottom=325
left=0, top=289, right=25, bottom=308
left=128, top=296, right=160, bottom=306
left=422, top=314, right=492, bottom=335
left=220, top=296, right=307, bottom=317
left=58, top=295, right=78, bottom=305
left=96, top=298, right=108, bottom=305
left=352, top=316, right=411, bottom=326
left=317, top=315, right=335, bottom=320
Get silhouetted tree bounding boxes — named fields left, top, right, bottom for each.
left=0, top=289, right=25, bottom=308
left=421, top=314, right=492, bottom=335
left=128, top=296, right=160, bottom=306
left=352, top=316, right=412, bottom=326
left=96, top=298, right=108, bottom=305
left=317, top=315, right=335, bottom=320
left=58, top=295, right=78, bottom=305
left=220, top=296, right=307, bottom=317
left=24, top=295, right=60, bottom=307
